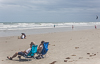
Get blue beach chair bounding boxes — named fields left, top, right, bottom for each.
left=41, top=42, right=49, bottom=55
left=36, top=42, right=49, bottom=59
left=19, top=45, right=38, bottom=61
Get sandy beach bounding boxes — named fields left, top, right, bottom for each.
left=0, top=29, right=100, bottom=64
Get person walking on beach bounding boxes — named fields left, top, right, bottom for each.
left=7, top=42, right=35, bottom=60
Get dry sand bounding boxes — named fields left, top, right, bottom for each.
left=0, top=29, right=100, bottom=64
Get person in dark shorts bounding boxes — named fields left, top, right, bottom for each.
left=7, top=42, right=35, bottom=60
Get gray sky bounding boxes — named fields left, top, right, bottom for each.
left=0, top=0, right=100, bottom=22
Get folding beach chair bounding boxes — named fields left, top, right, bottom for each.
left=36, top=42, right=49, bottom=59
left=26, top=45, right=38, bottom=57
left=41, top=42, right=49, bottom=55
left=19, top=45, right=38, bottom=61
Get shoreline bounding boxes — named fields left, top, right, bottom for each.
left=0, top=29, right=100, bottom=64
left=0, top=25, right=99, bottom=37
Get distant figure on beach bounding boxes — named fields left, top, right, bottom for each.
left=54, top=25, right=55, bottom=28
left=72, top=25, right=74, bottom=29
left=18, top=33, right=26, bottom=39
left=7, top=42, right=35, bottom=60
left=95, top=25, right=97, bottom=29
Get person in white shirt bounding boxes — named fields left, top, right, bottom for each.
left=7, top=42, right=35, bottom=60
left=18, top=33, right=26, bottom=39
left=21, top=34, right=24, bottom=39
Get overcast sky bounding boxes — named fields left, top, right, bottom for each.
left=0, top=0, right=100, bottom=22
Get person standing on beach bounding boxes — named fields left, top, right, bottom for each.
left=7, top=42, right=35, bottom=60
left=54, top=25, right=55, bottom=28
left=95, top=25, right=97, bottom=29
left=72, top=25, right=74, bottom=29
left=95, top=15, right=98, bottom=29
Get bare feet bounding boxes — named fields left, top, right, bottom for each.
left=7, top=56, right=12, bottom=60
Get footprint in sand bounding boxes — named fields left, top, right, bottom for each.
left=71, top=55, right=76, bottom=56
left=66, top=57, right=70, bottom=59
left=64, top=57, right=70, bottom=62
left=52, top=45, right=55, bottom=46
left=69, top=61, right=73, bottom=62
left=64, top=60, right=67, bottom=62
left=79, top=57, right=83, bottom=59
left=87, top=53, right=96, bottom=57
left=87, top=53, right=90, bottom=55
left=75, top=47, right=79, bottom=49
left=87, top=58, right=89, bottom=59
left=50, top=61, right=57, bottom=64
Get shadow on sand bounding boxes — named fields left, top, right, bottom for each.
left=13, top=59, right=32, bottom=62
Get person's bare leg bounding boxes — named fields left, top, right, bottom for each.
left=7, top=52, right=19, bottom=60
left=11, top=52, right=18, bottom=58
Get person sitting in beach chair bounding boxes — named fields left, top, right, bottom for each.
left=36, top=41, right=49, bottom=59
left=7, top=42, right=35, bottom=60
left=18, top=33, right=26, bottom=39
left=37, top=41, right=44, bottom=54
left=23, top=44, right=38, bottom=59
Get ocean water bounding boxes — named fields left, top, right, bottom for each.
left=0, top=22, right=100, bottom=37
